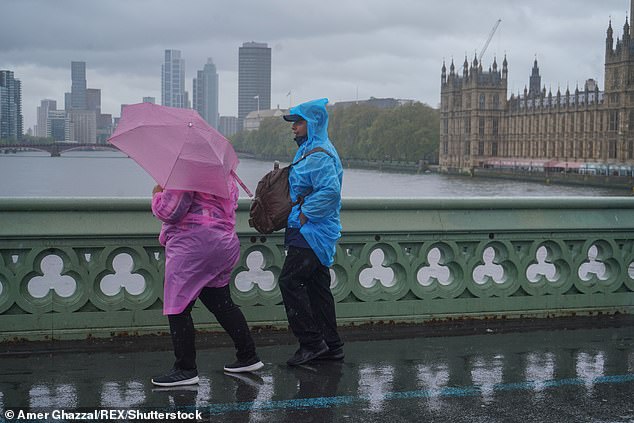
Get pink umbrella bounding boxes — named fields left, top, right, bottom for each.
left=108, top=103, right=252, bottom=199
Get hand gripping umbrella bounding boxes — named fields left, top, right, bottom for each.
left=108, top=103, right=252, bottom=198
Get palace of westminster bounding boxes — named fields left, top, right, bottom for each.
left=439, top=1, right=634, bottom=174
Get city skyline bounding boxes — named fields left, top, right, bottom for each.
left=1, top=0, right=630, bottom=131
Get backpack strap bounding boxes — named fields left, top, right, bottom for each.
left=290, top=147, right=333, bottom=167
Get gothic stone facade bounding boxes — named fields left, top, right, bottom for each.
left=439, top=4, right=634, bottom=173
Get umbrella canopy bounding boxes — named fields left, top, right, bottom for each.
left=108, top=103, right=251, bottom=199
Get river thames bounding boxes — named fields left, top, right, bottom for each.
left=0, top=151, right=629, bottom=197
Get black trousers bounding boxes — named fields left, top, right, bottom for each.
left=278, top=246, right=343, bottom=350
left=167, top=285, right=257, bottom=370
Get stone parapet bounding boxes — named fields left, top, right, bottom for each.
left=1, top=197, right=633, bottom=341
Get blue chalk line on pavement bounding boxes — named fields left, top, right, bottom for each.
left=205, top=373, right=634, bottom=414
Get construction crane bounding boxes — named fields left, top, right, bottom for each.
left=478, top=19, right=502, bottom=63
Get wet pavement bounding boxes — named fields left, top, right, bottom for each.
left=1, top=327, right=633, bottom=422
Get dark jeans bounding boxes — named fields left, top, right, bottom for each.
left=278, top=246, right=343, bottom=351
left=167, top=285, right=257, bottom=370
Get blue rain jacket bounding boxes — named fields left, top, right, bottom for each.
left=287, top=98, right=343, bottom=267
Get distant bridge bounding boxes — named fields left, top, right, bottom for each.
left=0, top=143, right=120, bottom=157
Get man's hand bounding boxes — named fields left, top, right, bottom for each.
left=152, top=185, right=163, bottom=195
left=299, top=212, right=308, bottom=225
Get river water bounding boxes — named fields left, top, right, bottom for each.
left=0, top=151, right=628, bottom=197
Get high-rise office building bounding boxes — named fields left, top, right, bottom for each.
left=0, top=70, right=23, bottom=140
left=238, top=42, right=271, bottom=126
left=96, top=113, right=112, bottom=144
left=162, top=50, right=187, bottom=108
left=36, top=99, right=57, bottom=138
left=68, top=109, right=97, bottom=143
left=70, top=61, right=87, bottom=110
left=47, top=110, right=71, bottom=141
left=86, top=88, right=101, bottom=113
left=63, top=62, right=101, bottom=142
left=193, top=58, right=219, bottom=128
left=86, top=88, right=112, bottom=143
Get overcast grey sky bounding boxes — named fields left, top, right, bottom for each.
left=1, top=0, right=629, bottom=130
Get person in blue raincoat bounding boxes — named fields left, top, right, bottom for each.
left=279, top=98, right=345, bottom=366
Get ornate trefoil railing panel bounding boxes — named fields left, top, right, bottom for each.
left=0, top=197, right=633, bottom=341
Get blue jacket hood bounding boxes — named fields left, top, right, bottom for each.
left=289, top=98, right=329, bottom=145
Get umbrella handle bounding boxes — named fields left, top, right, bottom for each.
left=231, top=170, right=253, bottom=198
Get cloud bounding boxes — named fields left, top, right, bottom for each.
left=0, top=0, right=628, bottom=129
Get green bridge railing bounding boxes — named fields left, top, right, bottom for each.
left=1, top=197, right=633, bottom=342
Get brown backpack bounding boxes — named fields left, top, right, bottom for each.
left=249, top=147, right=332, bottom=234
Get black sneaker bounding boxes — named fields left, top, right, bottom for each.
left=223, top=356, right=264, bottom=373
left=314, top=346, right=345, bottom=361
left=286, top=341, right=329, bottom=366
left=151, top=368, right=199, bottom=387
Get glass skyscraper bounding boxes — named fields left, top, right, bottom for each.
left=238, top=42, right=271, bottom=126
left=70, top=61, right=87, bottom=110
left=162, top=50, right=187, bottom=108
left=36, top=99, right=57, bottom=138
left=193, top=58, right=219, bottom=129
left=0, top=70, right=23, bottom=140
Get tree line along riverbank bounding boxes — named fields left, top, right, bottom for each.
left=230, top=102, right=440, bottom=168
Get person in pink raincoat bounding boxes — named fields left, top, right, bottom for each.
left=150, top=180, right=263, bottom=387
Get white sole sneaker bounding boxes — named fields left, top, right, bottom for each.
left=151, top=376, right=199, bottom=387
left=223, top=371, right=265, bottom=387
left=223, top=361, right=264, bottom=373
left=152, top=385, right=200, bottom=392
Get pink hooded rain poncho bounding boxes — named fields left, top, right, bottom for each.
left=151, top=181, right=240, bottom=315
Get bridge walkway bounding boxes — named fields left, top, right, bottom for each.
left=1, top=323, right=633, bottom=422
